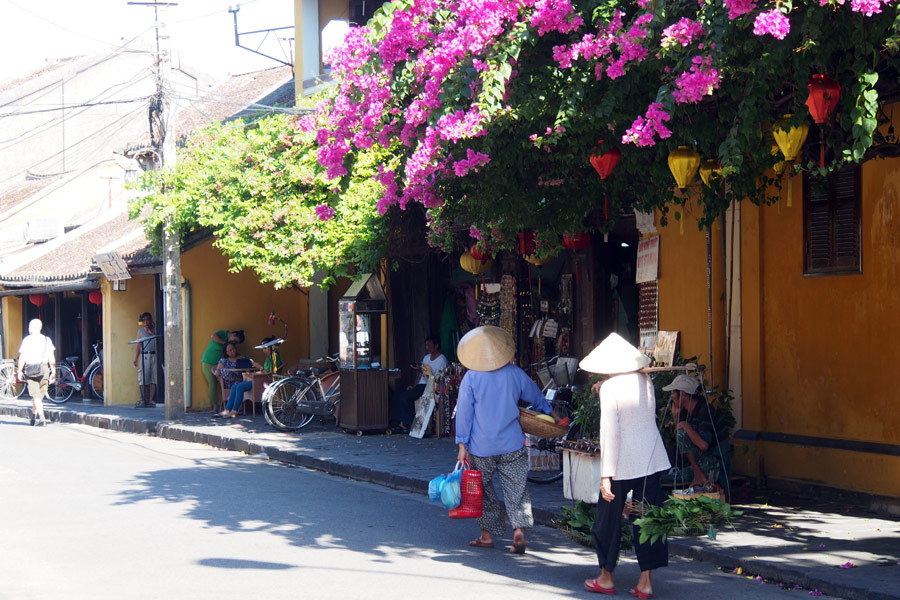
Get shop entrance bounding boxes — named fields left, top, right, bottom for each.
left=592, top=215, right=641, bottom=348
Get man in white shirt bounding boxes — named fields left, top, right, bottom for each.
left=17, top=319, right=56, bottom=427
left=390, top=336, right=448, bottom=432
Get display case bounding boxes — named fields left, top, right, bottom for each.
left=337, top=273, right=389, bottom=434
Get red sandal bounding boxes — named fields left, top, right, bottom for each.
left=584, top=578, right=616, bottom=595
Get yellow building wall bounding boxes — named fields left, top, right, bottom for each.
left=182, top=239, right=310, bottom=411
left=659, top=156, right=900, bottom=497
left=2, top=296, right=24, bottom=358
left=656, top=200, right=728, bottom=388
left=102, top=274, right=158, bottom=406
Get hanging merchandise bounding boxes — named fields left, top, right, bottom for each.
left=476, top=283, right=502, bottom=326
left=500, top=274, right=517, bottom=340
left=558, top=274, right=573, bottom=329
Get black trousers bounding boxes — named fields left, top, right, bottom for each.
left=591, top=471, right=668, bottom=573
left=390, top=383, right=425, bottom=423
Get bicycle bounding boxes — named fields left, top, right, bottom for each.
left=263, top=355, right=341, bottom=432
left=0, top=342, right=103, bottom=403
left=524, top=354, right=584, bottom=484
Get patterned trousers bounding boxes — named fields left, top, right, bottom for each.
left=468, top=447, right=533, bottom=536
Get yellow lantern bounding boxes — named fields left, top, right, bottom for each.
left=460, top=252, right=492, bottom=275
left=699, top=159, right=722, bottom=187
left=772, top=114, right=809, bottom=207
left=667, top=146, right=701, bottom=192
left=772, top=114, right=809, bottom=162
left=524, top=254, right=556, bottom=266
left=771, top=143, right=785, bottom=175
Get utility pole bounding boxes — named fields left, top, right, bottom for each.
left=129, top=2, right=184, bottom=419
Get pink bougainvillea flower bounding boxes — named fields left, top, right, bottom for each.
left=753, top=9, right=791, bottom=40
left=851, top=0, right=883, bottom=15
left=469, top=225, right=483, bottom=240
left=661, top=17, right=706, bottom=49
left=672, top=55, right=720, bottom=103
left=723, top=0, right=758, bottom=19
left=315, top=204, right=336, bottom=221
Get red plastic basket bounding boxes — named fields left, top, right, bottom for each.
left=448, top=464, right=483, bottom=519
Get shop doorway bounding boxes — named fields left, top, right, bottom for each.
left=592, top=215, right=641, bottom=347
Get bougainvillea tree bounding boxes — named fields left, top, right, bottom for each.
left=305, top=0, right=900, bottom=253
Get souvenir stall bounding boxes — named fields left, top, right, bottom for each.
left=338, top=273, right=389, bottom=435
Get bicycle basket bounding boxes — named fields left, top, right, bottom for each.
left=518, top=408, right=568, bottom=438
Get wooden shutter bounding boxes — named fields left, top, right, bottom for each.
left=803, top=166, right=861, bottom=275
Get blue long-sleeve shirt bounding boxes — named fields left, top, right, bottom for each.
left=455, top=363, right=551, bottom=457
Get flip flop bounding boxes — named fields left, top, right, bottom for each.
left=468, top=538, right=494, bottom=548
left=584, top=579, right=616, bottom=595
left=630, top=588, right=652, bottom=599
left=509, top=532, right=526, bottom=554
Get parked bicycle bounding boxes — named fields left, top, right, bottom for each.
left=263, top=355, right=341, bottom=432
left=523, top=354, right=585, bottom=484
left=0, top=342, right=103, bottom=403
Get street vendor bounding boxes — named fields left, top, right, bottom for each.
left=664, top=374, right=731, bottom=491
left=454, top=325, right=559, bottom=555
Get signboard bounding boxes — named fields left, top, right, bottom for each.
left=635, top=235, right=660, bottom=284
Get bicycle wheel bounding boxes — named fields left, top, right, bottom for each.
left=268, top=378, right=316, bottom=432
left=88, top=365, right=104, bottom=401
left=0, top=362, right=24, bottom=400
left=46, top=364, right=75, bottom=404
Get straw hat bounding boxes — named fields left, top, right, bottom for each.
left=579, top=332, right=650, bottom=374
left=457, top=325, right=515, bottom=372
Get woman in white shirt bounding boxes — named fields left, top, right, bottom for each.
left=17, top=319, right=57, bottom=427
left=579, top=333, right=670, bottom=599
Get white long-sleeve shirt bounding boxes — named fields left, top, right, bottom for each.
left=599, top=372, right=671, bottom=480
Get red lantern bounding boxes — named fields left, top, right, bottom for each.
left=470, top=244, right=489, bottom=262
left=589, top=143, right=621, bottom=219
left=28, top=293, right=49, bottom=307
left=88, top=290, right=103, bottom=305
left=805, top=74, right=841, bottom=167
left=562, top=232, right=591, bottom=251
left=589, top=146, right=621, bottom=180
left=517, top=231, right=536, bottom=256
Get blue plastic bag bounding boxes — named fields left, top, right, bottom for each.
left=440, top=464, right=463, bottom=509
left=428, top=473, right=447, bottom=503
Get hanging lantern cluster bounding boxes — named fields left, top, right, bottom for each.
left=772, top=114, right=810, bottom=207
left=805, top=74, right=841, bottom=168
left=589, top=142, right=621, bottom=219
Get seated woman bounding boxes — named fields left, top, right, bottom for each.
left=216, top=337, right=282, bottom=418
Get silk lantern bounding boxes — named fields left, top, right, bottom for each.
left=773, top=114, right=810, bottom=207
left=699, top=160, right=722, bottom=187
left=805, top=74, right=841, bottom=167
left=590, top=143, right=621, bottom=219
left=460, top=252, right=492, bottom=275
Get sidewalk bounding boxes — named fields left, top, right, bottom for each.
left=2, top=399, right=898, bottom=600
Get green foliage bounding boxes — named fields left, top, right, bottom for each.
left=571, top=375, right=602, bottom=441
left=634, top=494, right=743, bottom=545
left=558, top=500, right=634, bottom=551
left=130, top=113, right=392, bottom=289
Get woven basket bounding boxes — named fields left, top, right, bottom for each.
left=518, top=408, right=568, bottom=438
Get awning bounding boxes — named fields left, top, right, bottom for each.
left=0, top=280, right=100, bottom=297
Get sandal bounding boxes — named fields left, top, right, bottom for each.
left=584, top=579, right=616, bottom=595
left=509, top=531, right=526, bottom=554
left=468, top=537, right=494, bottom=549
left=630, top=587, right=653, bottom=599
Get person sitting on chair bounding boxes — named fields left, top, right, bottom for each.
left=664, top=374, right=731, bottom=491
left=216, top=337, right=282, bottom=418
left=391, top=336, right=448, bottom=433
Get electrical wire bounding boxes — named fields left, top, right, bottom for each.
left=0, top=97, right=152, bottom=117
left=4, top=0, right=132, bottom=50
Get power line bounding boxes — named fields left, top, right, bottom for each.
left=0, top=97, right=153, bottom=117
left=5, top=0, right=133, bottom=50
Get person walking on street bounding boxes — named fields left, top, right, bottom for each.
left=454, top=325, right=558, bottom=555
left=17, top=319, right=56, bottom=427
left=580, top=333, right=671, bottom=599
left=133, top=312, right=158, bottom=407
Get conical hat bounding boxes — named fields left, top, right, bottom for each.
left=457, top=325, right=515, bottom=372
left=579, top=332, right=650, bottom=374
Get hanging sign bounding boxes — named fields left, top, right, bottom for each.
left=635, top=235, right=660, bottom=284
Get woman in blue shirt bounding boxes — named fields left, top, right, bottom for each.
left=455, top=325, right=556, bottom=555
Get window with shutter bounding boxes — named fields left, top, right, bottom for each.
left=803, top=165, right=861, bottom=275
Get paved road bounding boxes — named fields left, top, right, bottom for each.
left=0, top=416, right=842, bottom=599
